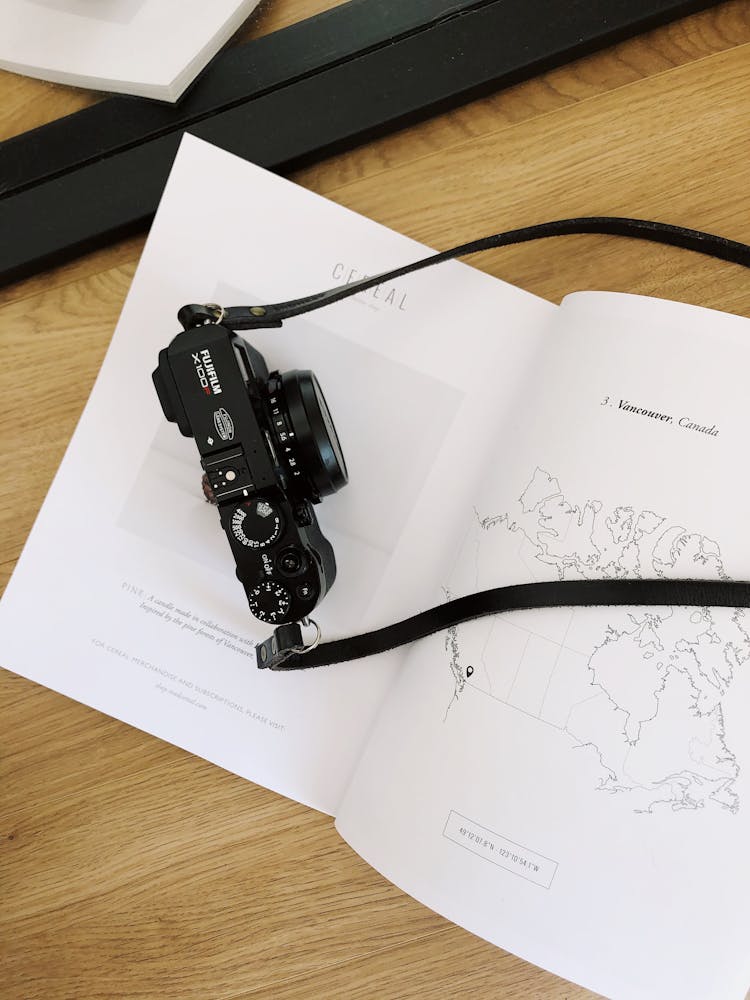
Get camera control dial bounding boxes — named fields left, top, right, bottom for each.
left=247, top=581, right=293, bottom=623
left=231, top=499, right=283, bottom=549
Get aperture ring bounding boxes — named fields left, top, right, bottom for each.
left=267, top=377, right=306, bottom=490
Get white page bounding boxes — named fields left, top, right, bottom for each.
left=0, top=135, right=554, bottom=815
left=0, top=0, right=261, bottom=99
left=336, top=291, right=750, bottom=999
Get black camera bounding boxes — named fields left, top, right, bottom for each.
left=152, top=311, right=347, bottom=627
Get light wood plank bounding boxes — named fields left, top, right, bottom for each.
left=236, top=926, right=596, bottom=1000
left=317, top=43, right=750, bottom=315
left=295, top=0, right=750, bottom=190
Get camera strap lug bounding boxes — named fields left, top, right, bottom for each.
left=256, top=617, right=322, bottom=669
left=177, top=303, right=225, bottom=329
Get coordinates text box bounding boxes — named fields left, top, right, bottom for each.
left=443, top=810, right=558, bottom=888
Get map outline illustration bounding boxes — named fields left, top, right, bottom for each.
left=444, top=467, right=747, bottom=815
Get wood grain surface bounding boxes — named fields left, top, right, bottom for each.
left=2, top=2, right=750, bottom=998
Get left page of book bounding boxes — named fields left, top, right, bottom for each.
left=0, top=135, right=555, bottom=815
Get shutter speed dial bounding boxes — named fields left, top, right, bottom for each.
left=247, top=581, right=293, bottom=623
left=231, top=499, right=283, bottom=549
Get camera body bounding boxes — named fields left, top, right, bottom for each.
left=153, top=320, right=347, bottom=626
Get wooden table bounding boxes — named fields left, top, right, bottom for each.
left=2, top=2, right=750, bottom=997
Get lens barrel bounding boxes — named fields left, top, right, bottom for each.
left=276, top=370, right=348, bottom=499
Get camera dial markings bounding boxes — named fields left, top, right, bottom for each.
left=231, top=499, right=283, bottom=549
left=248, top=580, right=293, bottom=623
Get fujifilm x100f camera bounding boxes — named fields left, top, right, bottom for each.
left=153, top=309, right=347, bottom=627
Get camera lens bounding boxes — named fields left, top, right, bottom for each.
left=278, top=371, right=348, bottom=498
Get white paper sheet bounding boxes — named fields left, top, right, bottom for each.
left=0, top=0, right=261, bottom=99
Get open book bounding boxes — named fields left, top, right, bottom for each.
left=0, top=0, right=261, bottom=100
left=2, top=134, right=749, bottom=1000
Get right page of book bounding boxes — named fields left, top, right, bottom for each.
left=335, top=291, right=750, bottom=1000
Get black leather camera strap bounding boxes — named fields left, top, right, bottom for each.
left=180, top=214, right=750, bottom=670
left=257, top=579, right=750, bottom=670
left=193, top=216, right=750, bottom=332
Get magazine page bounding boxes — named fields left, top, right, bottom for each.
left=0, top=135, right=555, bottom=816
left=335, top=291, right=750, bottom=999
